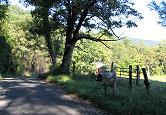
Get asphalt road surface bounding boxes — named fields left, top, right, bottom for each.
left=0, top=78, right=103, bottom=115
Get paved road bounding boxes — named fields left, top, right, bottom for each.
left=0, top=78, right=102, bottom=115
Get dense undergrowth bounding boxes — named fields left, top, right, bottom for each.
left=46, top=74, right=166, bottom=115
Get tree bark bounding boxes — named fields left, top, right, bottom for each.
left=44, top=33, right=56, bottom=72
left=60, top=40, right=76, bottom=74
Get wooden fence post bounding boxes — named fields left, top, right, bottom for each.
left=111, top=62, right=114, bottom=71
left=142, top=68, right=150, bottom=94
left=129, top=65, right=132, bottom=89
left=136, top=65, right=140, bottom=85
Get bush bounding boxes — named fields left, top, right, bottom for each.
left=46, top=74, right=72, bottom=85
left=0, top=74, right=4, bottom=80
left=152, top=66, right=164, bottom=75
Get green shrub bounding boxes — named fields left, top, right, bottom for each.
left=0, top=74, right=4, bottom=80
left=46, top=74, right=72, bottom=85
left=152, top=66, right=164, bottom=75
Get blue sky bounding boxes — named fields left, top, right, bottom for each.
left=9, top=0, right=166, bottom=42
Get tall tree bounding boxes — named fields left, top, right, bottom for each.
left=149, top=1, right=166, bottom=27
left=29, top=6, right=57, bottom=72
left=21, top=0, right=143, bottom=74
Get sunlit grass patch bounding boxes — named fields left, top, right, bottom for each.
left=149, top=75, right=166, bottom=82
left=0, top=74, right=4, bottom=80
left=46, top=74, right=72, bottom=84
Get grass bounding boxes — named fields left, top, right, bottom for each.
left=46, top=74, right=166, bottom=115
left=0, top=74, right=4, bottom=80
left=149, top=75, right=166, bottom=82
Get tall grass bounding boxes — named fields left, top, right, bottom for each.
left=0, top=74, right=4, bottom=80
left=47, top=74, right=166, bottom=115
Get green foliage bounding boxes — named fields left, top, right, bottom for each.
left=22, top=0, right=143, bottom=30
left=20, top=0, right=143, bottom=74
left=0, top=4, right=165, bottom=76
left=0, top=36, right=14, bottom=73
left=73, top=39, right=112, bottom=74
left=0, top=5, right=51, bottom=75
left=0, top=3, right=16, bottom=74
left=71, top=37, right=166, bottom=75
left=46, top=74, right=72, bottom=84
left=0, top=4, right=7, bottom=25
left=0, top=73, right=4, bottom=79
left=47, top=74, right=166, bottom=115
left=5, top=5, right=33, bottom=74
left=149, top=1, right=166, bottom=27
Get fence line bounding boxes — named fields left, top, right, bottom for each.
left=96, top=63, right=150, bottom=95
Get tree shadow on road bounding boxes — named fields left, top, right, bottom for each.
left=0, top=78, right=100, bottom=115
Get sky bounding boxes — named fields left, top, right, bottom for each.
left=119, top=0, right=166, bottom=42
left=9, top=0, right=166, bottom=42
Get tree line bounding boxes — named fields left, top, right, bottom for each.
left=0, top=0, right=166, bottom=76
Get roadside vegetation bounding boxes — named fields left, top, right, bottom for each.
left=46, top=74, right=166, bottom=115
left=0, top=74, right=4, bottom=80
left=0, top=1, right=166, bottom=115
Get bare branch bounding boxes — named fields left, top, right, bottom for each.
left=76, top=34, right=112, bottom=50
left=78, top=33, right=124, bottom=42
left=75, top=45, right=89, bottom=54
left=95, top=16, right=126, bottom=40
left=109, top=27, right=125, bottom=39
left=99, top=41, right=111, bottom=49
left=97, top=31, right=106, bottom=39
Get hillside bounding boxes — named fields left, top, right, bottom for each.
left=129, top=38, right=159, bottom=46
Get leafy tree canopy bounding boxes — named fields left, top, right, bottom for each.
left=20, top=0, right=143, bottom=74
left=21, top=0, right=143, bottom=38
left=149, top=1, right=166, bottom=27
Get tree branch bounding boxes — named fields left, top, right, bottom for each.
left=75, top=45, right=89, bottom=54
left=78, top=33, right=124, bottom=42
left=109, top=27, right=126, bottom=39
left=74, top=0, right=96, bottom=35
left=76, top=34, right=112, bottom=50
left=97, top=31, right=106, bottom=39
left=64, top=0, right=71, bottom=10
left=99, top=41, right=111, bottom=49
left=95, top=16, right=126, bottom=40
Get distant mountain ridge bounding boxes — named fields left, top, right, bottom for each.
left=129, top=38, right=159, bottom=46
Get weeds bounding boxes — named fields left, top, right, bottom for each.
left=46, top=74, right=166, bottom=115
left=0, top=74, right=4, bottom=80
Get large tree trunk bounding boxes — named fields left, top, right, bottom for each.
left=60, top=40, right=76, bottom=74
left=45, top=33, right=56, bottom=72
